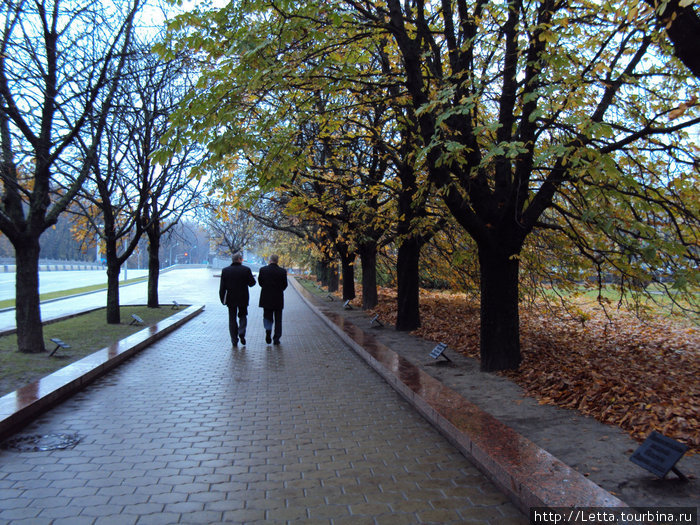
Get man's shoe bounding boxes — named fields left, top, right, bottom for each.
left=273, top=339, right=280, bottom=345
left=232, top=339, right=238, bottom=347
left=265, top=331, right=272, bottom=344
left=239, top=336, right=246, bottom=345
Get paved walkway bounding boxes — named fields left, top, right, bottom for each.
left=0, top=269, right=525, bottom=524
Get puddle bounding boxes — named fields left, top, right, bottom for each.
left=1, top=432, right=82, bottom=452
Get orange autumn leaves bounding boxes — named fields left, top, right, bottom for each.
left=366, top=287, right=699, bottom=454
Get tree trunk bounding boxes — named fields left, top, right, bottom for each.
left=396, top=237, right=421, bottom=331
left=106, top=258, right=121, bottom=324
left=340, top=251, right=356, bottom=301
left=644, top=0, right=700, bottom=79
left=478, top=244, right=522, bottom=371
left=147, top=233, right=160, bottom=308
left=358, top=241, right=378, bottom=310
left=328, top=261, right=339, bottom=293
left=316, top=260, right=328, bottom=287
left=15, top=238, right=45, bottom=353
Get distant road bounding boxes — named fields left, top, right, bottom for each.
left=0, top=267, right=216, bottom=332
left=0, top=269, right=149, bottom=301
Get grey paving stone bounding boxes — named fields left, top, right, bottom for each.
left=7, top=519, right=52, bottom=525
left=107, top=493, right=150, bottom=506
left=36, top=504, right=85, bottom=519
left=134, top=511, right=180, bottom=524
left=57, top=486, right=97, bottom=498
left=94, top=515, right=139, bottom=525
left=0, top=506, right=41, bottom=520
left=52, top=517, right=94, bottom=525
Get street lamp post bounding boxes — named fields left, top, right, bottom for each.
left=169, top=243, right=179, bottom=267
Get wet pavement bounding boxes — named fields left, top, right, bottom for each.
left=0, top=269, right=526, bottom=524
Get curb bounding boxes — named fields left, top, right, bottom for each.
left=0, top=304, right=205, bottom=442
left=290, top=278, right=627, bottom=514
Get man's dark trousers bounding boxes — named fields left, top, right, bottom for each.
left=228, top=304, right=249, bottom=344
left=262, top=308, right=282, bottom=343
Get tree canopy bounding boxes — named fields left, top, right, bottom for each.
left=160, top=0, right=699, bottom=371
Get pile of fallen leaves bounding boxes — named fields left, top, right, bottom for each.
left=365, top=287, right=699, bottom=454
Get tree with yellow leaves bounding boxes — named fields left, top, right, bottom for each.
left=161, top=0, right=699, bottom=372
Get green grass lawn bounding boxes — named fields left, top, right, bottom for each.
left=0, top=305, right=184, bottom=397
left=541, top=283, right=700, bottom=318
left=296, top=276, right=326, bottom=295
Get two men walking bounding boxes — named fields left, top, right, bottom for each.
left=219, top=253, right=288, bottom=347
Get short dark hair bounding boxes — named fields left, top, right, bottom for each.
left=270, top=254, right=279, bottom=264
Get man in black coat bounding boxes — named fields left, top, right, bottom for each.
left=219, top=253, right=256, bottom=347
left=258, top=254, right=288, bottom=345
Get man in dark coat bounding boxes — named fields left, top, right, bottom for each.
left=219, top=253, right=256, bottom=347
left=258, top=254, right=288, bottom=345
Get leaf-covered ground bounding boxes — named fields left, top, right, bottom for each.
left=367, top=288, right=700, bottom=454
